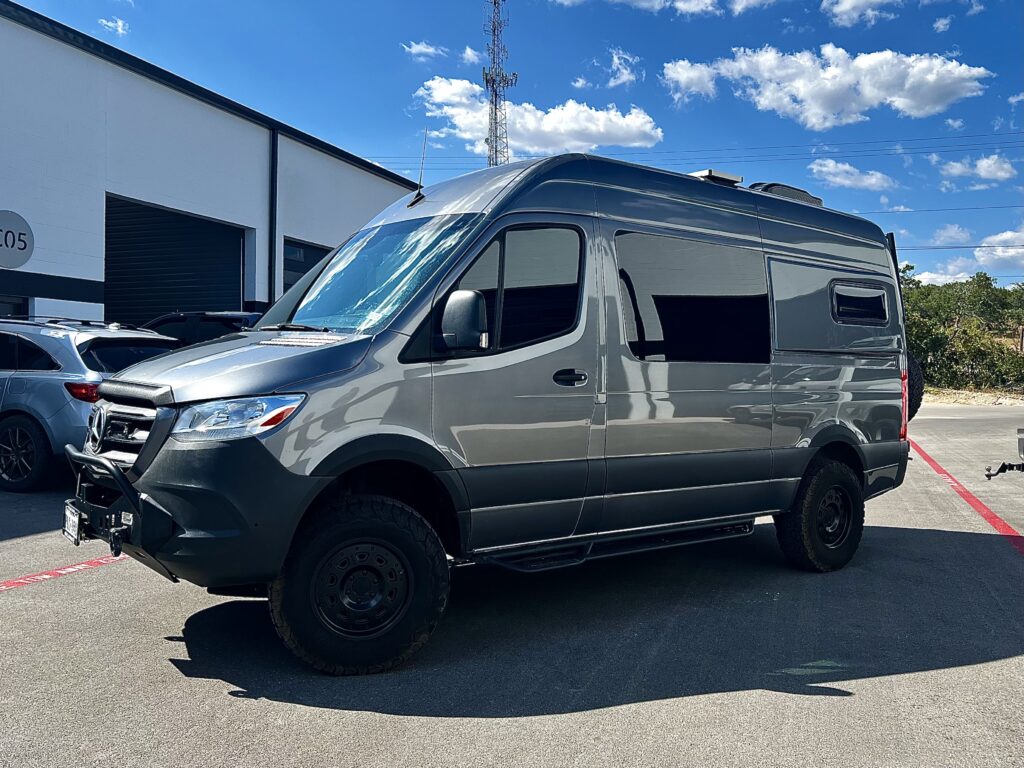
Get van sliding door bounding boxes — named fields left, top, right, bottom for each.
left=600, top=223, right=776, bottom=531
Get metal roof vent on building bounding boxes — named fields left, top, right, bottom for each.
left=688, top=169, right=743, bottom=187
left=748, top=182, right=823, bottom=207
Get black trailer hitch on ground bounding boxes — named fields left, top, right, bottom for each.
left=984, top=428, right=1024, bottom=480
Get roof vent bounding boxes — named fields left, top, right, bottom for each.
left=688, top=169, right=743, bottom=187
left=748, top=182, right=823, bottom=207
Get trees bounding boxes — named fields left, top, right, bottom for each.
left=902, top=267, right=1024, bottom=391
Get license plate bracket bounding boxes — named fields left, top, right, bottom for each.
left=62, top=501, right=81, bottom=545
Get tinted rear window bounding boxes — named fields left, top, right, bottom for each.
left=78, top=339, right=178, bottom=373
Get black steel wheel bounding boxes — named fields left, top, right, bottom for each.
left=270, top=494, right=449, bottom=675
left=816, top=487, right=853, bottom=549
left=311, top=539, right=412, bottom=638
left=774, top=457, right=865, bottom=572
left=0, top=415, right=52, bottom=492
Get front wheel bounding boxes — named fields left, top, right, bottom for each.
left=269, top=494, right=450, bottom=675
left=774, top=458, right=865, bottom=572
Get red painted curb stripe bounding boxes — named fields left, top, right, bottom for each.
left=0, top=553, right=127, bottom=593
left=910, top=438, right=1024, bottom=557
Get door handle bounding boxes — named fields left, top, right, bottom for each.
left=553, top=368, right=588, bottom=387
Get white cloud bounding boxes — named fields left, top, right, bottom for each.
left=820, top=0, right=900, bottom=27
left=97, top=17, right=129, bottom=37
left=1009, top=92, right=1024, bottom=107
left=966, top=0, right=984, bottom=15
left=974, top=224, right=1024, bottom=266
left=933, top=15, right=952, bottom=32
left=661, top=59, right=718, bottom=103
left=662, top=44, right=991, bottom=130
left=917, top=270, right=971, bottom=284
left=932, top=223, right=972, bottom=244
left=939, top=154, right=1017, bottom=181
left=607, top=48, right=643, bottom=88
left=461, top=46, right=483, bottom=66
left=571, top=76, right=592, bottom=89
left=920, top=224, right=1024, bottom=282
left=668, top=0, right=722, bottom=14
left=945, top=117, right=964, bottom=130
left=551, top=0, right=777, bottom=15
left=728, top=0, right=778, bottom=12
left=808, top=159, right=895, bottom=190
left=402, top=41, right=448, bottom=61
left=416, top=76, right=663, bottom=156
left=939, top=180, right=958, bottom=193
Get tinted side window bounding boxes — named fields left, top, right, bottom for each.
left=454, top=227, right=582, bottom=352
left=78, top=339, right=177, bottom=373
left=833, top=283, right=888, bottom=324
left=457, top=240, right=500, bottom=335
left=501, top=228, right=581, bottom=348
left=192, top=319, right=243, bottom=343
left=614, top=232, right=770, bottom=364
left=0, top=333, right=15, bottom=370
left=17, top=338, right=59, bottom=371
left=148, top=320, right=193, bottom=344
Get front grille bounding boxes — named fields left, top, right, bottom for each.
left=94, top=403, right=157, bottom=468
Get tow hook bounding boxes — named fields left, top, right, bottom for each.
left=108, top=525, right=129, bottom=557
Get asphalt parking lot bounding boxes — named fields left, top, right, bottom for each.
left=1, top=404, right=1022, bottom=768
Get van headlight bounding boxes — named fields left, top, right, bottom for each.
left=171, top=395, right=305, bottom=442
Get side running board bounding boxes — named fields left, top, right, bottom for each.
left=475, top=519, right=755, bottom=573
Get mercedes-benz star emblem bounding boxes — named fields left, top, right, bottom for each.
left=86, top=405, right=106, bottom=453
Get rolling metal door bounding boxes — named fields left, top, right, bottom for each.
left=104, top=196, right=244, bottom=325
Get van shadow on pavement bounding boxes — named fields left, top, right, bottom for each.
left=170, top=525, right=1024, bottom=718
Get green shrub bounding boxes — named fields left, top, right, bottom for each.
left=901, top=268, right=1024, bottom=392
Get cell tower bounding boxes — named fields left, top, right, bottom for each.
left=483, top=0, right=517, bottom=167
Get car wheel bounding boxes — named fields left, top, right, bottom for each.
left=907, top=353, right=924, bottom=422
left=269, top=494, right=450, bottom=675
left=773, top=457, right=865, bottom=573
left=0, top=415, right=52, bottom=493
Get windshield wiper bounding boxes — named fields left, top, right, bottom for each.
left=254, top=323, right=335, bottom=333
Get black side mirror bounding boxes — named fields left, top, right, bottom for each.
left=441, top=290, right=489, bottom=351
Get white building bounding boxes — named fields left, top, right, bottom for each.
left=0, top=1, right=415, bottom=324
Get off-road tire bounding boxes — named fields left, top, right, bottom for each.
left=269, top=494, right=450, bottom=675
left=907, top=353, right=924, bottom=422
left=0, top=415, right=52, bottom=493
left=774, top=458, right=865, bottom=573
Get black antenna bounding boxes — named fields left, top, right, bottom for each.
left=408, top=127, right=428, bottom=207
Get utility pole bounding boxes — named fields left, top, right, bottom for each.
left=483, top=0, right=517, bottom=167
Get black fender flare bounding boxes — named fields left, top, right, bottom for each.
left=311, top=433, right=471, bottom=515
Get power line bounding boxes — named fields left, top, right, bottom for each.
left=367, top=130, right=1024, bottom=161
left=863, top=205, right=1024, bottom=214
left=376, top=140, right=1024, bottom=170
left=901, top=244, right=1024, bottom=250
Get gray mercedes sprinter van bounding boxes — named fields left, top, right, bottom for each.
left=64, top=155, right=909, bottom=674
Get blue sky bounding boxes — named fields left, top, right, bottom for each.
left=17, top=0, right=1024, bottom=283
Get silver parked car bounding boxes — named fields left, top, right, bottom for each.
left=65, top=155, right=910, bottom=674
left=0, top=318, right=178, bottom=491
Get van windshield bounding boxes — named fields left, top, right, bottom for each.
left=272, top=214, right=480, bottom=335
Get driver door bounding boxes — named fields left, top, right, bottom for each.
left=431, top=215, right=601, bottom=550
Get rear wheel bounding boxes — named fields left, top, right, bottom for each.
left=0, top=415, right=52, bottom=493
left=774, top=457, right=864, bottom=572
left=907, top=353, right=924, bottom=422
left=269, top=494, right=450, bottom=675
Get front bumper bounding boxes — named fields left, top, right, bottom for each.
left=64, top=437, right=330, bottom=588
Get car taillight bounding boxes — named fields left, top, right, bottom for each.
left=900, top=368, right=909, bottom=440
left=64, top=382, right=101, bottom=403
